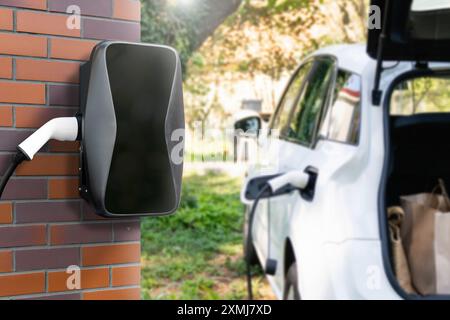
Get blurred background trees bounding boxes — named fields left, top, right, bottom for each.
left=141, top=0, right=368, bottom=135
left=141, top=0, right=243, bottom=72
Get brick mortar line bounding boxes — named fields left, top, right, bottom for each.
left=83, top=285, right=140, bottom=292
left=0, top=222, right=116, bottom=228
left=109, top=266, right=113, bottom=287
left=11, top=100, right=16, bottom=128
left=11, top=215, right=136, bottom=223
left=6, top=285, right=141, bottom=300
left=0, top=30, right=141, bottom=45
left=15, top=80, right=79, bottom=86
left=0, top=76, right=79, bottom=83
left=111, top=0, right=117, bottom=20
left=13, top=105, right=79, bottom=110
left=36, top=263, right=142, bottom=274
left=1, top=199, right=80, bottom=202
left=14, top=220, right=91, bottom=225
left=12, top=9, right=16, bottom=32
left=0, top=6, right=141, bottom=24
left=0, top=176, right=48, bottom=179
left=44, top=176, right=51, bottom=201
left=0, top=152, right=79, bottom=157
left=1, top=284, right=141, bottom=300
left=46, top=33, right=51, bottom=59
left=1, top=104, right=80, bottom=109
left=82, top=240, right=141, bottom=248
left=7, top=262, right=141, bottom=271
left=11, top=57, right=15, bottom=81
left=48, top=37, right=99, bottom=47
left=47, top=238, right=138, bottom=248
left=0, top=270, right=49, bottom=277
left=0, top=247, right=140, bottom=257
left=0, top=176, right=47, bottom=181
left=0, top=6, right=48, bottom=13
left=0, top=79, right=79, bottom=85
left=79, top=242, right=83, bottom=266
left=12, top=199, right=81, bottom=204
left=0, top=31, right=101, bottom=46
left=10, top=176, right=79, bottom=180
left=50, top=57, right=91, bottom=63
left=44, top=220, right=140, bottom=226
left=44, top=267, right=48, bottom=293
left=12, top=201, right=15, bottom=224
left=0, top=160, right=81, bottom=165
left=83, top=15, right=142, bottom=25
left=0, top=127, right=38, bottom=132
left=13, top=55, right=85, bottom=64
left=12, top=247, right=16, bottom=272
left=46, top=223, right=50, bottom=246
left=81, top=262, right=142, bottom=269
left=83, top=14, right=142, bottom=25
left=1, top=262, right=141, bottom=275
left=10, top=240, right=140, bottom=251
left=9, top=175, right=81, bottom=180
left=6, top=292, right=78, bottom=300
left=0, top=30, right=100, bottom=43
left=79, top=2, right=85, bottom=39
left=0, top=263, right=142, bottom=276
left=10, top=106, right=79, bottom=110
left=44, top=81, right=49, bottom=106
left=48, top=175, right=81, bottom=179
left=0, top=224, right=138, bottom=234
left=111, top=221, right=115, bottom=242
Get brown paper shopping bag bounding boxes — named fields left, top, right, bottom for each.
left=400, top=179, right=450, bottom=295
left=387, top=207, right=416, bottom=294
left=435, top=209, right=450, bottom=293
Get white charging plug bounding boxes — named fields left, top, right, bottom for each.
left=267, top=171, right=310, bottom=193
left=18, top=117, right=79, bottom=160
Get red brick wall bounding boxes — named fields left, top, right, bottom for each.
left=0, top=0, right=141, bottom=300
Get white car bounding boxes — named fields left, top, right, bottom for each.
left=237, top=0, right=450, bottom=300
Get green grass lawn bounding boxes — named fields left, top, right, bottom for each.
left=141, top=171, right=274, bottom=300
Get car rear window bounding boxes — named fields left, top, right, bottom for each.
left=409, top=0, right=450, bottom=40
left=390, top=76, right=450, bottom=115
left=412, top=0, right=450, bottom=12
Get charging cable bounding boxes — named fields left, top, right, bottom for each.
left=246, top=183, right=270, bottom=300
left=0, top=151, right=27, bottom=197
left=245, top=170, right=310, bottom=300
left=0, top=117, right=80, bottom=199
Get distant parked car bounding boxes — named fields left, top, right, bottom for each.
left=233, top=110, right=263, bottom=162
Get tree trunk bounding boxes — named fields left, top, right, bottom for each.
left=193, top=0, right=243, bottom=50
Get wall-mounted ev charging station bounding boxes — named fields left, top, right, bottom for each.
left=0, top=41, right=185, bottom=218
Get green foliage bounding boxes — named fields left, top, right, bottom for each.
left=141, top=0, right=321, bottom=75
left=141, top=172, right=269, bottom=300
left=243, top=0, right=317, bottom=16
left=143, top=172, right=243, bottom=235
left=190, top=0, right=326, bottom=82
left=141, top=0, right=206, bottom=72
left=392, top=77, right=450, bottom=114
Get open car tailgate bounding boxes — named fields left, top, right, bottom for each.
left=368, top=0, right=450, bottom=62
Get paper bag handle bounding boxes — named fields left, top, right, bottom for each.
left=387, top=207, right=404, bottom=242
left=431, top=179, right=450, bottom=209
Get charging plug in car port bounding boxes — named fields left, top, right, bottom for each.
left=245, top=168, right=319, bottom=299
left=245, top=167, right=319, bottom=202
